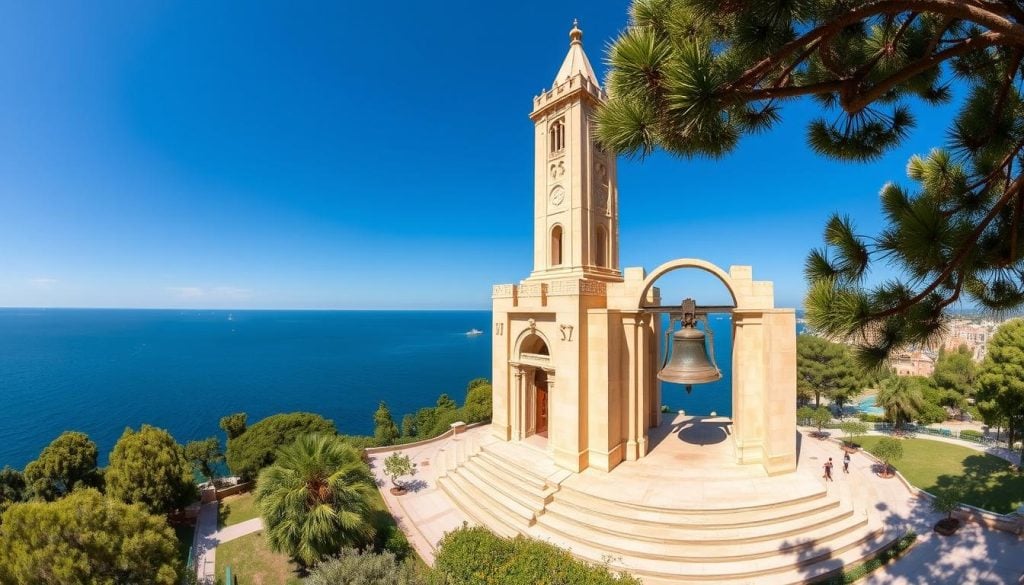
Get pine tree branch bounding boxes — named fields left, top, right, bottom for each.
left=843, top=32, right=1004, bottom=112
left=731, top=1, right=1024, bottom=91
left=925, top=16, right=956, bottom=55
left=869, top=175, right=1023, bottom=319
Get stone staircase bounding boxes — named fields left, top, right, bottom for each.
left=434, top=435, right=898, bottom=584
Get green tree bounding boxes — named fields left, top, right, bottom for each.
left=0, top=466, right=26, bottom=514
left=869, top=437, right=904, bottom=477
left=876, top=377, right=926, bottom=432
left=306, top=549, right=422, bottom=585
left=383, top=452, right=416, bottom=490
left=401, top=414, right=417, bottom=438
left=225, top=412, right=337, bottom=480
left=23, top=431, right=99, bottom=501
left=810, top=406, right=832, bottom=436
left=934, top=346, right=979, bottom=397
left=796, top=405, right=816, bottom=427
left=219, top=412, right=248, bottom=440
left=183, top=437, right=223, bottom=483
left=374, top=402, right=400, bottom=446
left=435, top=393, right=457, bottom=411
left=463, top=379, right=493, bottom=424
left=0, top=488, right=180, bottom=584
left=931, top=484, right=964, bottom=522
left=797, top=335, right=861, bottom=410
left=256, top=434, right=376, bottom=568
left=978, top=319, right=1024, bottom=459
left=840, top=420, right=869, bottom=448
left=598, top=3, right=1024, bottom=365
left=105, top=425, right=197, bottom=514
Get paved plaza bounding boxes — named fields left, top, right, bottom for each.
left=370, top=419, right=1023, bottom=584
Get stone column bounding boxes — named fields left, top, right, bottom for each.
left=732, top=310, right=766, bottom=465
left=623, top=312, right=642, bottom=461
left=635, top=313, right=650, bottom=456
left=512, top=366, right=524, bottom=441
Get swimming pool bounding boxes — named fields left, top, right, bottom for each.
left=857, top=395, right=884, bottom=416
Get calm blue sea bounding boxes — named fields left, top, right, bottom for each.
left=0, top=309, right=802, bottom=470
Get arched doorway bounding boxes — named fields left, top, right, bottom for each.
left=515, top=332, right=554, bottom=444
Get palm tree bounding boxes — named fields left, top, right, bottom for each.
left=876, top=377, right=925, bottom=432
left=256, top=434, right=376, bottom=567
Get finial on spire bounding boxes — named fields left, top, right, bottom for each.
left=569, top=19, right=583, bottom=45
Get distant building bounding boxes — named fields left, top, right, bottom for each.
left=942, top=319, right=994, bottom=361
left=892, top=349, right=936, bottom=377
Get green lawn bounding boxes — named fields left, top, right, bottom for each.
left=219, top=493, right=260, bottom=529
left=216, top=531, right=303, bottom=585
left=859, top=436, right=1024, bottom=514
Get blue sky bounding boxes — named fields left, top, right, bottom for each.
left=0, top=2, right=959, bottom=310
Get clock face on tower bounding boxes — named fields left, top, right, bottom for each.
left=550, top=186, right=565, bottom=207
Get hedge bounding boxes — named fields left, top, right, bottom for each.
left=433, top=525, right=640, bottom=585
left=811, top=530, right=917, bottom=584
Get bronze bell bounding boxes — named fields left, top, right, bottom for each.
left=658, top=299, right=722, bottom=393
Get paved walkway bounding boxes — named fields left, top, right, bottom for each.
left=802, top=430, right=1023, bottom=584
left=366, top=433, right=477, bottom=563
left=192, top=501, right=265, bottom=584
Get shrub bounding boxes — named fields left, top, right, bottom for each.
left=226, top=412, right=337, bottom=480
left=858, top=413, right=888, bottom=423
left=812, top=530, right=917, bottom=584
left=306, top=548, right=422, bottom=585
left=340, top=434, right=381, bottom=450
left=958, top=429, right=984, bottom=442
left=434, top=525, right=641, bottom=584
left=915, top=401, right=948, bottom=425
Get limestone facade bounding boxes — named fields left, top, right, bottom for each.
left=491, top=24, right=798, bottom=476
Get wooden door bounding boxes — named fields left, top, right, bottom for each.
left=536, top=384, right=548, bottom=434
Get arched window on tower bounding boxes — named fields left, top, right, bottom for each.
left=595, top=225, right=608, bottom=268
left=550, top=118, right=565, bottom=154
left=551, top=225, right=563, bottom=266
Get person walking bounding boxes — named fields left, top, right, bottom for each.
left=823, top=457, right=834, bottom=481
left=842, top=452, right=851, bottom=474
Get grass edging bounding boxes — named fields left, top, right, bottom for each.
left=809, top=530, right=918, bottom=585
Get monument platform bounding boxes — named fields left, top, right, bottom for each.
left=369, top=416, right=914, bottom=584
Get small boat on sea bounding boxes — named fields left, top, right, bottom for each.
left=466, top=328, right=484, bottom=336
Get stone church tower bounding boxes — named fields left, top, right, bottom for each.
left=491, top=23, right=663, bottom=473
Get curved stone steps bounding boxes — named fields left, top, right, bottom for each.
left=549, top=483, right=837, bottom=530
left=467, top=453, right=556, bottom=503
left=528, top=512, right=884, bottom=583
left=436, top=474, right=521, bottom=539
left=458, top=461, right=549, bottom=514
left=540, top=497, right=852, bottom=545
left=535, top=506, right=868, bottom=563
left=477, top=444, right=566, bottom=487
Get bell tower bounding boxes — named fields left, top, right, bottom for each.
left=528, top=21, right=621, bottom=282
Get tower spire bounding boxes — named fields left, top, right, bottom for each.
left=554, top=19, right=599, bottom=87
